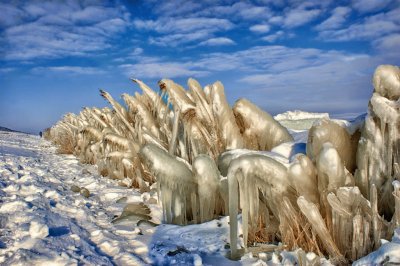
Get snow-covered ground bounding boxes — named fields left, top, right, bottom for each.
left=1, top=127, right=399, bottom=265
left=0, top=131, right=253, bottom=265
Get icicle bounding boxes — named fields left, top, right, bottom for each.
left=228, top=167, right=239, bottom=259
left=169, top=108, right=181, bottom=155
left=387, top=123, right=394, bottom=177
left=370, top=184, right=383, bottom=248
left=227, top=153, right=294, bottom=256
left=139, top=144, right=197, bottom=225
left=351, top=213, right=363, bottom=261
left=211, top=81, right=244, bottom=150
left=288, top=154, right=319, bottom=204
left=297, top=196, right=344, bottom=262
left=392, top=181, right=400, bottom=227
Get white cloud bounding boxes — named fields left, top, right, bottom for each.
left=134, top=17, right=234, bottom=47
left=232, top=2, right=272, bottom=20
left=315, top=6, right=351, bottom=31
left=318, top=8, right=400, bottom=41
left=131, top=48, right=144, bottom=56
left=269, top=16, right=283, bottom=25
left=193, top=45, right=339, bottom=74
left=0, top=67, right=16, bottom=73
left=153, top=1, right=273, bottom=21
left=237, top=51, right=375, bottom=113
left=373, top=33, right=400, bottom=53
left=352, top=0, right=393, bottom=13
left=119, top=62, right=209, bottom=79
left=199, top=37, right=235, bottom=46
left=284, top=8, right=322, bottom=28
left=0, top=3, right=26, bottom=27
left=166, top=44, right=382, bottom=114
left=262, top=31, right=285, bottom=42
left=134, top=17, right=233, bottom=34
left=152, top=0, right=202, bottom=17
left=148, top=31, right=212, bottom=47
left=70, top=6, right=122, bottom=24
left=2, top=1, right=130, bottom=60
left=249, top=24, right=271, bottom=33
left=32, top=66, right=106, bottom=75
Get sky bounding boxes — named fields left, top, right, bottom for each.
left=0, top=0, right=399, bottom=134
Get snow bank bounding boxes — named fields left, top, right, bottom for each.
left=274, top=110, right=330, bottom=121
left=274, top=110, right=330, bottom=130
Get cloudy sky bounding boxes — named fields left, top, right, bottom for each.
left=1, top=0, right=399, bottom=134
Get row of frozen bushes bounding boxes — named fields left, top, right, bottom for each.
left=44, top=65, right=400, bottom=263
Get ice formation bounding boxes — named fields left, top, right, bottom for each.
left=227, top=153, right=295, bottom=256
left=233, top=98, right=293, bottom=151
left=211, top=81, right=244, bottom=150
left=44, top=64, right=400, bottom=263
left=307, top=118, right=359, bottom=172
left=192, top=155, right=221, bottom=222
left=274, top=110, right=330, bottom=130
left=355, top=64, right=400, bottom=218
left=288, top=154, right=319, bottom=204
left=139, top=143, right=197, bottom=225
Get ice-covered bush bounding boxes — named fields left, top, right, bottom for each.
left=46, top=64, right=400, bottom=263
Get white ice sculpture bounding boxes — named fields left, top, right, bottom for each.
left=192, top=154, right=221, bottom=222
left=211, top=81, right=244, bottom=150
left=355, top=64, right=399, bottom=218
left=139, top=143, right=197, bottom=225
left=228, top=153, right=295, bottom=258
left=307, top=118, right=359, bottom=172
left=288, top=154, right=319, bottom=204
left=233, top=98, right=294, bottom=151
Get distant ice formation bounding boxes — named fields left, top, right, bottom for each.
left=274, top=110, right=330, bottom=130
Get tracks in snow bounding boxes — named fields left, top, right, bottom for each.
left=0, top=132, right=154, bottom=265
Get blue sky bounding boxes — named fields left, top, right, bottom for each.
left=0, top=0, right=399, bottom=134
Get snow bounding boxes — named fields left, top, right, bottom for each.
left=274, top=110, right=330, bottom=130
left=29, top=221, right=49, bottom=239
left=354, top=228, right=400, bottom=265
left=274, top=110, right=330, bottom=121
left=1, top=122, right=399, bottom=265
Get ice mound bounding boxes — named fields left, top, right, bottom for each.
left=274, top=110, right=330, bottom=130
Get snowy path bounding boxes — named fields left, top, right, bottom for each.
left=0, top=131, right=156, bottom=265
left=0, top=131, right=242, bottom=266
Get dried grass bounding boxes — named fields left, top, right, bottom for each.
left=56, top=133, right=75, bottom=154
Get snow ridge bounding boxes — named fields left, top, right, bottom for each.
left=274, top=110, right=329, bottom=121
